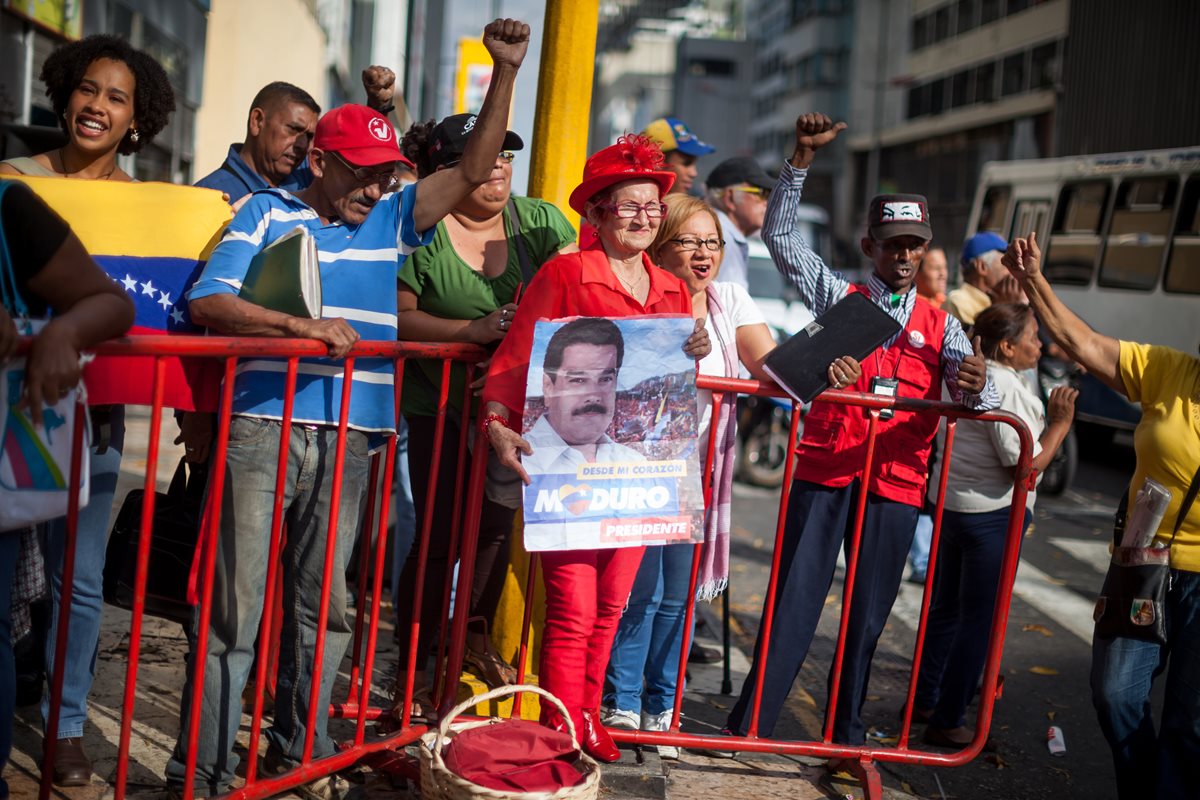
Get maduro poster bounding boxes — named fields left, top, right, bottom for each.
left=520, top=315, right=705, bottom=551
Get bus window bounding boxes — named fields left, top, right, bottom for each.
left=1165, top=176, right=1200, bottom=294
left=1011, top=198, right=1051, bottom=242
left=1044, top=181, right=1109, bottom=286
left=1099, top=177, right=1177, bottom=291
left=977, top=185, right=1011, bottom=234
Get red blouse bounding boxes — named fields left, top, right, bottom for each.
left=482, top=244, right=692, bottom=417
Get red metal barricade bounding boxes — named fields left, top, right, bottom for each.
left=463, top=373, right=1035, bottom=800
left=26, top=336, right=1032, bottom=800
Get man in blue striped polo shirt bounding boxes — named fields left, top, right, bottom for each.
left=166, top=20, right=532, bottom=800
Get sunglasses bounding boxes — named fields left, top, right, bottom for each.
left=328, top=151, right=400, bottom=191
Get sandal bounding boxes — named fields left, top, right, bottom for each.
left=377, top=668, right=436, bottom=732
left=464, top=616, right=518, bottom=689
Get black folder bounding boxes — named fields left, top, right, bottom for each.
left=762, top=291, right=903, bottom=404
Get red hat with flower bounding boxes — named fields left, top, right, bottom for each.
left=568, top=134, right=676, bottom=216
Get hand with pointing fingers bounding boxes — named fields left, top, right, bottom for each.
left=1001, top=230, right=1044, bottom=285
left=956, top=335, right=988, bottom=395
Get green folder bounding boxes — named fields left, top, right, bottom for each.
left=239, top=226, right=322, bottom=318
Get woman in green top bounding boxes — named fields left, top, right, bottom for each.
left=394, top=113, right=577, bottom=713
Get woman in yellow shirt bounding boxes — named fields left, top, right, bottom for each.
left=1002, top=232, right=1199, bottom=800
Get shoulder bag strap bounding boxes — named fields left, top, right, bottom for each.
left=506, top=197, right=536, bottom=286
left=1172, top=465, right=1200, bottom=539
left=0, top=181, right=29, bottom=317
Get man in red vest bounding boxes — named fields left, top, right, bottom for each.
left=718, top=114, right=999, bottom=752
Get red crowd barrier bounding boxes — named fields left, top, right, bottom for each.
left=28, top=336, right=1032, bottom=800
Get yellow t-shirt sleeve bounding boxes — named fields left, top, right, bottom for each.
left=1118, top=340, right=1189, bottom=405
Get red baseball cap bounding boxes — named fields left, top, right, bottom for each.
left=568, top=134, right=676, bottom=216
left=313, top=104, right=412, bottom=168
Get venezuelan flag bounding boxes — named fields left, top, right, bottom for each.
left=9, top=176, right=231, bottom=411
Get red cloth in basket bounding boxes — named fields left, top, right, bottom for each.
left=443, top=718, right=587, bottom=793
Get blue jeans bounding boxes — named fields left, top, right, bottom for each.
left=1091, top=568, right=1200, bottom=800
left=42, top=406, right=125, bottom=739
left=166, top=418, right=371, bottom=794
left=1, top=531, right=21, bottom=800
left=389, top=418, right=416, bottom=604
left=604, top=543, right=694, bottom=716
left=908, top=513, right=933, bottom=578
left=914, top=506, right=1031, bottom=728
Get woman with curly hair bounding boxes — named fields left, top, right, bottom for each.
left=388, top=114, right=576, bottom=717
left=0, top=33, right=174, bottom=788
left=0, top=33, right=175, bottom=181
left=481, top=134, right=710, bottom=761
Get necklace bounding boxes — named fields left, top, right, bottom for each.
left=58, top=147, right=117, bottom=181
left=615, top=266, right=646, bottom=296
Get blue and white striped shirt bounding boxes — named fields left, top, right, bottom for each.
left=187, top=184, right=433, bottom=433
left=763, top=162, right=998, bottom=410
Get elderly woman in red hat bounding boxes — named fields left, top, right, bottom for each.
left=480, top=134, right=710, bottom=761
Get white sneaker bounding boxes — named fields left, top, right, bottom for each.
left=601, top=707, right=640, bottom=731
left=641, top=709, right=680, bottom=760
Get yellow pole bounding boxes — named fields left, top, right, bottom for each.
left=527, top=0, right=600, bottom=231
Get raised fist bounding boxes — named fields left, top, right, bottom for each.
left=362, top=65, right=396, bottom=110
left=483, top=18, right=530, bottom=69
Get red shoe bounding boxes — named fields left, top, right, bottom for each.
left=581, top=709, right=621, bottom=763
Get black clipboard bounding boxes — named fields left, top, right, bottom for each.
left=762, top=291, right=903, bottom=403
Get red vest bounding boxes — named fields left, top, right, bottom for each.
left=792, top=287, right=947, bottom=507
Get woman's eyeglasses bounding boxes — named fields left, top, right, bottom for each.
left=600, top=201, right=668, bottom=219
left=329, top=151, right=400, bottom=191
left=669, top=237, right=725, bottom=252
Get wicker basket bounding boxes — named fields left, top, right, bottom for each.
left=418, top=684, right=601, bottom=800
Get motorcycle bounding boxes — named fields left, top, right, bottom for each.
left=735, top=393, right=798, bottom=488
left=1035, top=355, right=1079, bottom=496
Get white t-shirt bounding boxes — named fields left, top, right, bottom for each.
left=697, top=281, right=766, bottom=436
left=930, top=360, right=1046, bottom=513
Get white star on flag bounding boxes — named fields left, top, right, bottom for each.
left=170, top=307, right=185, bottom=325
left=122, top=274, right=137, bottom=292
left=157, top=290, right=173, bottom=309
left=140, top=279, right=157, bottom=296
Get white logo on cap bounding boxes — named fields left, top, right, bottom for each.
left=908, top=330, right=926, bottom=349
left=463, top=115, right=477, bottom=132
left=368, top=117, right=392, bottom=142
left=881, top=201, right=924, bottom=221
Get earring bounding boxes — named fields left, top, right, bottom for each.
left=130, top=129, right=140, bottom=143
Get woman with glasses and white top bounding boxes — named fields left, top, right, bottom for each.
left=602, top=195, right=860, bottom=757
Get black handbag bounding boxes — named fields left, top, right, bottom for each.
left=103, top=459, right=206, bottom=625
left=1093, top=466, right=1200, bottom=644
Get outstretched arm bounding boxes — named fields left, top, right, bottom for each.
left=762, top=113, right=851, bottom=316
left=412, top=19, right=529, bottom=232
left=1002, top=232, right=1124, bottom=395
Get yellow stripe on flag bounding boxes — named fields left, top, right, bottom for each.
left=8, top=176, right=231, bottom=259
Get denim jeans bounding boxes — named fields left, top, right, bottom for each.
left=389, top=418, right=416, bottom=604
left=604, top=543, right=694, bottom=715
left=914, top=506, right=1031, bottom=728
left=1, top=530, right=21, bottom=800
left=908, top=513, right=933, bottom=578
left=42, top=406, right=125, bottom=739
left=1091, top=568, right=1200, bottom=800
left=166, top=418, right=371, bottom=794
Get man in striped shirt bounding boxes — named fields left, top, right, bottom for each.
left=720, top=114, right=999, bottom=756
left=166, top=20, right=531, bottom=800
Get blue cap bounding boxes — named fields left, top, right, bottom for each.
left=961, top=232, right=1008, bottom=264
left=642, top=117, right=716, bottom=157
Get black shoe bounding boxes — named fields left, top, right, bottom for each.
left=688, top=642, right=722, bottom=664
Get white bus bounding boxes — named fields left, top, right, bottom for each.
left=965, top=146, right=1200, bottom=431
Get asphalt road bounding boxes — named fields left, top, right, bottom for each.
left=693, top=432, right=1140, bottom=800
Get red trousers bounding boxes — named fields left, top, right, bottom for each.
left=538, top=546, right=646, bottom=737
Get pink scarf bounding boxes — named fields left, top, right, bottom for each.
left=695, top=284, right=739, bottom=601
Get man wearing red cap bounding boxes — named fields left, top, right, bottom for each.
left=166, top=19, right=531, bottom=800
left=714, top=114, right=998, bottom=760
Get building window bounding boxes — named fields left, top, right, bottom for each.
left=912, top=13, right=931, bottom=50
left=980, top=0, right=1002, bottom=24
left=1006, top=0, right=1031, bottom=14
left=975, top=61, right=997, bottom=102
left=1001, top=51, right=1027, bottom=96
left=933, top=5, right=952, bottom=43
left=956, top=0, right=978, bottom=35
left=689, top=58, right=735, bottom=78
left=950, top=70, right=970, bottom=108
left=928, top=77, right=946, bottom=115
left=1030, top=41, right=1059, bottom=90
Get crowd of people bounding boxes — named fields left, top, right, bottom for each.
left=0, top=17, right=1196, bottom=800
